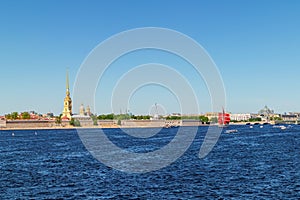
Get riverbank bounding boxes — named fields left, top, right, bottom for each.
left=1, top=120, right=285, bottom=131
left=0, top=125, right=118, bottom=131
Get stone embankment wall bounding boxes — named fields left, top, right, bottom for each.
left=121, top=120, right=166, bottom=127
left=4, top=120, right=65, bottom=129
left=97, top=120, right=117, bottom=128
left=120, top=120, right=202, bottom=127
left=181, top=120, right=203, bottom=126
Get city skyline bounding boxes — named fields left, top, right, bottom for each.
left=1, top=1, right=300, bottom=115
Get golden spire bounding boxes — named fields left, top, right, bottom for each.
left=66, top=69, right=69, bottom=92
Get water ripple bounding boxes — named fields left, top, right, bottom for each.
left=0, top=126, right=300, bottom=199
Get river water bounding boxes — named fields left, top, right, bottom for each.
left=1, top=125, right=300, bottom=199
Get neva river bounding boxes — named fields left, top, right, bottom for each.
left=1, top=125, right=300, bottom=199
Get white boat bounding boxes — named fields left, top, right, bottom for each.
left=225, top=129, right=238, bottom=134
left=281, top=126, right=287, bottom=130
left=273, top=125, right=286, bottom=130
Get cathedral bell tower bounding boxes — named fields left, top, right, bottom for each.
left=62, top=70, right=72, bottom=119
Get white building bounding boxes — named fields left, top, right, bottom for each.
left=230, top=113, right=251, bottom=121
left=0, top=119, right=6, bottom=128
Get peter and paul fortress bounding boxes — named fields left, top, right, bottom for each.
left=62, top=70, right=72, bottom=120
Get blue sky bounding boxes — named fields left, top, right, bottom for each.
left=0, top=0, right=300, bottom=115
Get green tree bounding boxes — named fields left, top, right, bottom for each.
left=70, top=118, right=81, bottom=127
left=11, top=112, right=19, bottom=120
left=74, top=119, right=81, bottom=127
left=21, top=112, right=30, bottom=119
left=106, top=113, right=114, bottom=120
left=91, top=115, right=98, bottom=126
left=143, top=115, right=150, bottom=120
left=55, top=114, right=62, bottom=124
left=199, top=116, right=209, bottom=123
left=210, top=117, right=218, bottom=123
left=97, top=113, right=114, bottom=120
left=114, top=114, right=130, bottom=120
left=249, top=117, right=262, bottom=122
left=271, top=116, right=282, bottom=121
left=70, top=118, right=75, bottom=126
left=97, top=114, right=105, bottom=120
left=166, top=116, right=181, bottom=120
left=5, top=114, right=11, bottom=120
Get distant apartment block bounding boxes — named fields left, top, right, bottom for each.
left=280, top=113, right=299, bottom=122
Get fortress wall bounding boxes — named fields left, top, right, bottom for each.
left=121, top=120, right=166, bottom=127
left=1, top=119, right=204, bottom=129
left=6, top=120, right=57, bottom=129
left=77, top=120, right=94, bottom=126
left=98, top=120, right=117, bottom=126
left=181, top=120, right=202, bottom=126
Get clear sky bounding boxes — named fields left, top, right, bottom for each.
left=0, top=0, right=300, bottom=116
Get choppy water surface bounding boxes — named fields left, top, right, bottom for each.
left=1, top=125, right=300, bottom=199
